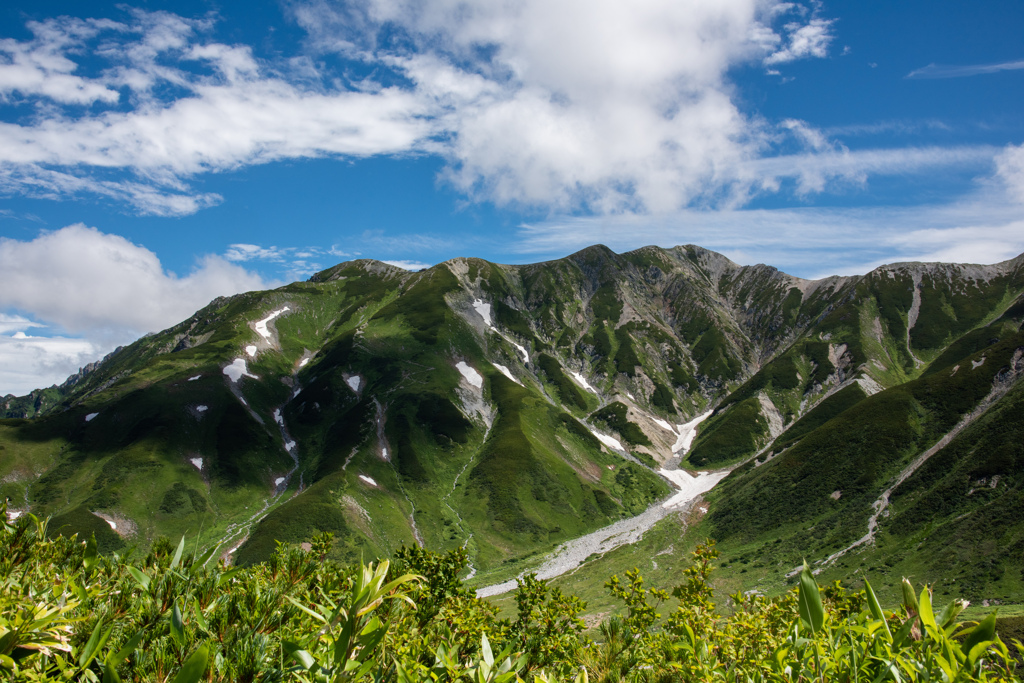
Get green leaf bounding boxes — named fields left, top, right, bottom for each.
left=216, top=567, right=242, bottom=587
left=863, top=579, right=891, bottom=640
left=192, top=601, right=210, bottom=633
left=170, top=535, right=186, bottom=571
left=83, top=533, right=99, bottom=575
left=482, top=633, right=494, bottom=667
left=918, top=586, right=937, bottom=636
left=105, top=629, right=146, bottom=669
left=79, top=619, right=107, bottom=668
left=170, top=643, right=209, bottom=683
left=126, top=566, right=151, bottom=591
left=960, top=612, right=997, bottom=656
left=170, top=602, right=185, bottom=646
left=797, top=562, right=824, bottom=633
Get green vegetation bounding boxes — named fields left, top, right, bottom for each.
left=3, top=514, right=1019, bottom=682
left=589, top=403, right=650, bottom=447
left=537, top=354, right=588, bottom=411
left=687, top=397, right=766, bottom=467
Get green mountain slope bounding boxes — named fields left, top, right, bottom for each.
left=2, top=245, right=1023, bottom=596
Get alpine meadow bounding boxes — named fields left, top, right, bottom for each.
left=3, top=244, right=1024, bottom=680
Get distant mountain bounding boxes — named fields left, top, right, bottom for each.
left=2, top=245, right=1022, bottom=599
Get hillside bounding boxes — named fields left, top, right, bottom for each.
left=2, top=244, right=1023, bottom=600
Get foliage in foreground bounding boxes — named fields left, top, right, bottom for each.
left=1, top=502, right=1020, bottom=682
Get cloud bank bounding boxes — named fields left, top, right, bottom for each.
left=0, top=1, right=903, bottom=217
left=0, top=225, right=272, bottom=395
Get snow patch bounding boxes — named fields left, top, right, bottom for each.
left=626, top=392, right=635, bottom=400
left=284, top=440, right=297, bottom=453
left=658, top=469, right=730, bottom=509
left=511, top=341, right=530, bottom=363
left=972, top=356, right=986, bottom=369
left=196, top=405, right=208, bottom=412
left=591, top=430, right=624, bottom=451
left=359, top=475, right=378, bottom=487
left=245, top=345, right=258, bottom=357
left=190, top=457, right=203, bottom=471
left=346, top=375, right=362, bottom=392
left=85, top=412, right=99, bottom=422
left=275, top=477, right=285, bottom=486
left=8, top=510, right=23, bottom=520
left=456, top=361, right=483, bottom=388
left=106, top=519, right=117, bottom=530
left=493, top=363, right=522, bottom=385
left=570, top=370, right=596, bottom=393
left=255, top=307, right=290, bottom=340
left=223, top=358, right=258, bottom=382
left=473, top=299, right=494, bottom=327
left=672, top=410, right=713, bottom=454
left=188, top=375, right=201, bottom=381
left=273, top=409, right=284, bottom=426
left=651, top=417, right=675, bottom=432
left=299, top=358, right=309, bottom=368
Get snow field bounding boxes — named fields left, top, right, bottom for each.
left=190, top=457, right=203, bottom=471
left=658, top=468, right=729, bottom=509
left=671, top=410, right=713, bottom=454
left=85, top=412, right=99, bottom=422
left=570, top=371, right=596, bottom=393
left=188, top=375, right=201, bottom=381
left=472, top=299, right=494, bottom=328
left=346, top=375, right=362, bottom=392
left=492, top=363, right=522, bottom=385
left=255, top=307, right=290, bottom=340
left=456, top=361, right=483, bottom=388
left=245, top=345, right=257, bottom=357
left=359, top=475, right=378, bottom=487
left=223, top=358, right=258, bottom=382
left=590, top=430, right=624, bottom=451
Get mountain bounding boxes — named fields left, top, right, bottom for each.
left=2, top=244, right=1023, bottom=600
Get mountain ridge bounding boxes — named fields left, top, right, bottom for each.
left=2, top=243, right=1022, bottom=605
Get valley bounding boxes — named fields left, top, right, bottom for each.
left=2, top=243, right=1023, bottom=611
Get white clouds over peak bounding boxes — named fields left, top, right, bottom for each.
left=0, top=1, right=844, bottom=216
left=0, top=224, right=270, bottom=336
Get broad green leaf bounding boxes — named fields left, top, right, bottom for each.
left=126, top=566, right=151, bottom=591
left=960, top=611, right=997, bottom=655
left=83, top=533, right=99, bottom=575
left=216, top=567, right=242, bottom=587
left=170, top=602, right=185, bottom=646
left=864, top=579, right=891, bottom=640
left=105, top=629, right=146, bottom=668
left=918, top=586, right=937, bottom=636
left=169, top=535, right=185, bottom=571
left=193, top=601, right=210, bottom=633
left=482, top=633, right=494, bottom=667
left=797, top=562, right=824, bottom=633
left=170, top=643, right=209, bottom=683
left=79, top=618, right=107, bottom=668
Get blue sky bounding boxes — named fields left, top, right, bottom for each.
left=1, top=0, right=1023, bottom=395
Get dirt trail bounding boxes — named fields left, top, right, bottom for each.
left=816, top=350, right=1023, bottom=570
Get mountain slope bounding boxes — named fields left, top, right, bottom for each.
left=2, top=245, right=1023, bottom=594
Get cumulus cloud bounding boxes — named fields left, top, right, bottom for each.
left=0, top=225, right=272, bottom=335
left=0, top=2, right=845, bottom=216
left=0, top=225, right=278, bottom=395
left=382, top=259, right=432, bottom=271
left=995, top=143, right=1024, bottom=204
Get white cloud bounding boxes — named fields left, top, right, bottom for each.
left=513, top=188, right=1024, bottom=279
left=907, top=59, right=1024, bottom=79
left=382, top=259, right=432, bottom=271
left=0, top=2, right=843, bottom=215
left=765, top=18, right=834, bottom=64
left=995, top=143, right=1024, bottom=204
left=0, top=225, right=272, bottom=335
left=0, top=332, right=102, bottom=397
